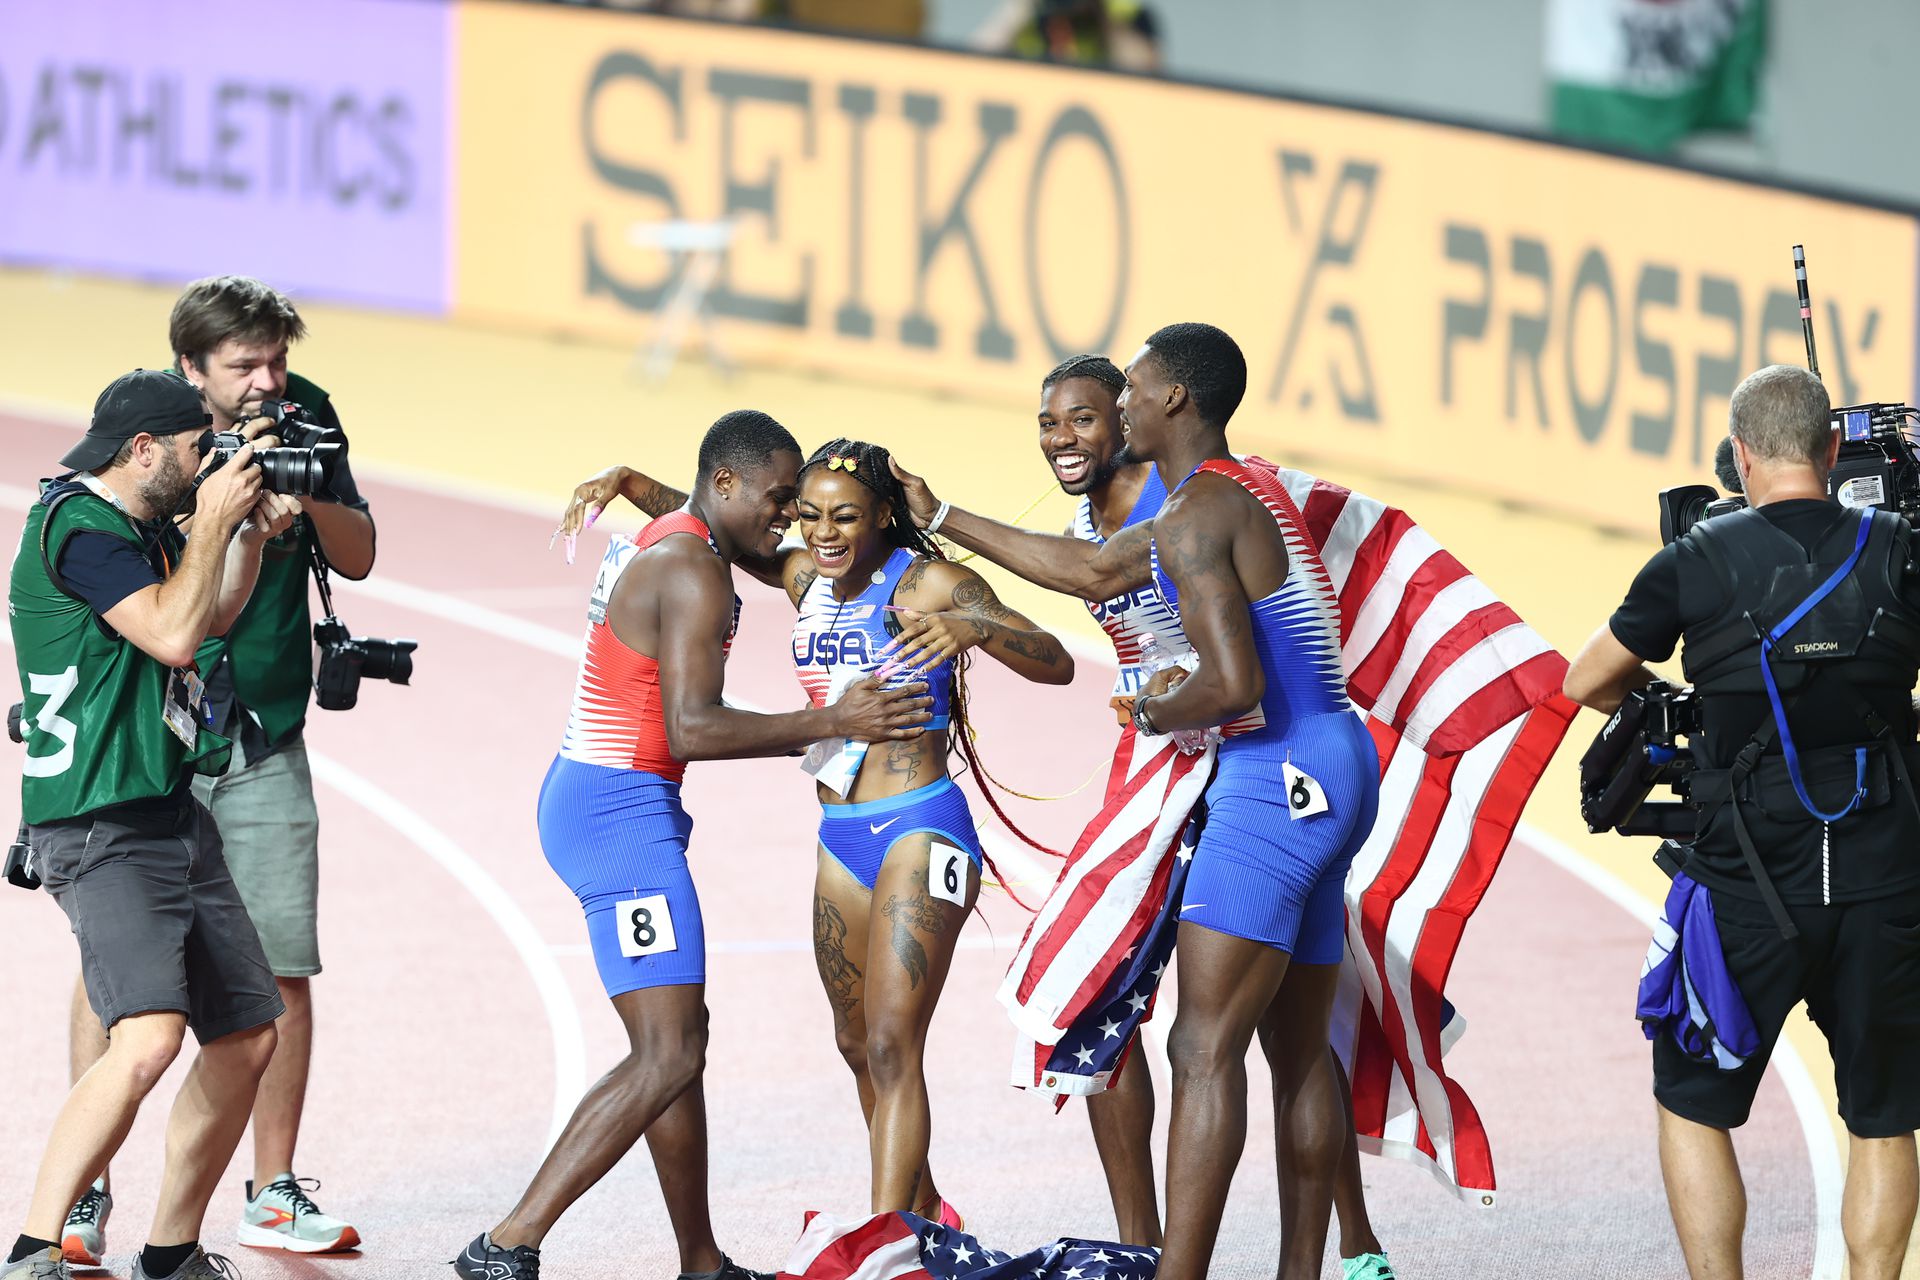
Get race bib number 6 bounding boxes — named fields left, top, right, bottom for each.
left=930, top=841, right=969, bottom=906
left=614, top=893, right=678, bottom=958
left=1283, top=761, right=1329, bottom=820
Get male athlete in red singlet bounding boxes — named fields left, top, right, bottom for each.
left=454, top=411, right=930, bottom=1280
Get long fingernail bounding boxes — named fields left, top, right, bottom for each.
left=564, top=533, right=578, bottom=565
left=585, top=509, right=599, bottom=529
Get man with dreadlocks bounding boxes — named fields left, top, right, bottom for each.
left=556, top=438, right=1073, bottom=1223
left=890, top=324, right=1381, bottom=1280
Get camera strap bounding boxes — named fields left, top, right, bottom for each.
left=305, top=523, right=341, bottom=623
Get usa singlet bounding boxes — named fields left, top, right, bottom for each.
left=791, top=545, right=983, bottom=889
left=541, top=510, right=740, bottom=996
left=1073, top=467, right=1190, bottom=700
left=1150, top=458, right=1380, bottom=960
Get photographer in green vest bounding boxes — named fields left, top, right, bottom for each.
left=57, top=279, right=377, bottom=1266
left=6, top=369, right=301, bottom=1280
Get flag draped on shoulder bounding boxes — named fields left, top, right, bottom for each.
left=998, top=460, right=1576, bottom=1207
left=1547, top=0, right=1767, bottom=153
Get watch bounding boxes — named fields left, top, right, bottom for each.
left=1130, top=695, right=1159, bottom=737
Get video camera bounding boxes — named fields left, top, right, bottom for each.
left=1578, top=681, right=1699, bottom=837
left=1658, top=246, right=1920, bottom=545
left=199, top=399, right=346, bottom=500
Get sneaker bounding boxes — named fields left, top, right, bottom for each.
left=62, top=1183, right=112, bottom=1268
left=677, top=1258, right=772, bottom=1280
left=129, top=1248, right=240, bottom=1280
left=451, top=1234, right=539, bottom=1280
left=237, top=1175, right=360, bottom=1254
left=1342, top=1253, right=1396, bottom=1280
left=2, top=1249, right=72, bottom=1280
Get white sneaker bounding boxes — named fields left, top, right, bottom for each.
left=61, top=1182, right=111, bottom=1270
left=2, top=1248, right=71, bottom=1280
left=236, top=1175, right=360, bottom=1254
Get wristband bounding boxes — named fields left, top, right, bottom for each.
left=926, top=500, right=952, bottom=536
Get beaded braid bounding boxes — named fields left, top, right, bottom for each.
left=800, top=440, right=1061, bottom=897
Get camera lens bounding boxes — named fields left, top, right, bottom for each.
left=358, top=639, right=418, bottom=685
left=255, top=442, right=343, bottom=497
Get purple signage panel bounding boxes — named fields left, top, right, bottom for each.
left=0, top=0, right=451, bottom=311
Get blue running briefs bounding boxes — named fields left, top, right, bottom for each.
left=1182, top=711, right=1380, bottom=961
left=537, top=754, right=706, bottom=995
left=817, top=777, right=984, bottom=890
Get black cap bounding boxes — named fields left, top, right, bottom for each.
left=62, top=369, right=211, bottom=471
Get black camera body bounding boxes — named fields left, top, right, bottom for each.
left=1659, top=402, right=1920, bottom=545
left=314, top=616, right=417, bottom=711
left=1579, top=681, right=1701, bottom=838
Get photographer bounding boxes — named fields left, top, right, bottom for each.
left=59, top=278, right=375, bottom=1264
left=6, top=370, right=298, bottom=1280
left=1566, top=364, right=1920, bottom=1280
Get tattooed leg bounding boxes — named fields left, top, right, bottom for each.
left=863, top=833, right=979, bottom=1212
left=813, top=850, right=877, bottom=1126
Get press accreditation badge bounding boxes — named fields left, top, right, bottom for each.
left=614, top=893, right=678, bottom=958
left=1283, top=761, right=1329, bottom=820
left=163, top=667, right=205, bottom=750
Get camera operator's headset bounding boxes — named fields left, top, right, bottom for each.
left=1691, top=510, right=1920, bottom=938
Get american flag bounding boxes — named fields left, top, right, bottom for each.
left=777, top=1211, right=1156, bottom=1280
left=999, top=465, right=1576, bottom=1204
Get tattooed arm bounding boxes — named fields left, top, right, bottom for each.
left=885, top=456, right=1152, bottom=600
left=884, top=559, right=1074, bottom=685
left=557, top=463, right=798, bottom=591
left=1136, top=484, right=1268, bottom=733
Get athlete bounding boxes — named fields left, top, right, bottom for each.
left=890, top=324, right=1382, bottom=1280
left=1012, top=353, right=1393, bottom=1272
left=557, top=438, right=1074, bottom=1220
left=453, top=411, right=932, bottom=1280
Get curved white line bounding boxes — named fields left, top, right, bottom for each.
left=304, top=751, right=588, bottom=1149
left=1518, top=821, right=1844, bottom=1280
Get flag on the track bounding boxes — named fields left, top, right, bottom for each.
left=778, top=1211, right=1156, bottom=1280
left=999, top=463, right=1577, bottom=1206
left=1547, top=0, right=1766, bottom=152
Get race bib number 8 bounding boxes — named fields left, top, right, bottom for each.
left=930, top=841, right=969, bottom=906
left=1283, top=761, right=1329, bottom=820
left=614, top=893, right=678, bottom=958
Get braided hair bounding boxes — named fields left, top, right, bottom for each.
left=799, top=439, right=1058, bottom=897
left=1041, top=353, right=1125, bottom=397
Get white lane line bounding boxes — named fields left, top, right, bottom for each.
left=1518, top=821, right=1843, bottom=1280
left=305, top=751, right=587, bottom=1148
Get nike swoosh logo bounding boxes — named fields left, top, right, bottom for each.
left=1179, top=903, right=1207, bottom=913
left=869, top=817, right=902, bottom=835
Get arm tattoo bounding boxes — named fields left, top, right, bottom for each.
left=635, top=477, right=690, bottom=518
left=896, top=555, right=931, bottom=600
left=812, top=897, right=863, bottom=1028
left=948, top=573, right=1064, bottom=665
left=790, top=567, right=818, bottom=608
left=950, top=576, right=1013, bottom=622
left=1158, top=516, right=1246, bottom=640
left=879, top=888, right=947, bottom=989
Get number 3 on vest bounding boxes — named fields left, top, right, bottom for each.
left=1282, top=761, right=1329, bottom=820
left=615, top=893, right=678, bottom=958
left=930, top=841, right=968, bottom=906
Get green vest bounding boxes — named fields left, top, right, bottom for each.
left=192, top=371, right=331, bottom=744
left=11, top=485, right=231, bottom=824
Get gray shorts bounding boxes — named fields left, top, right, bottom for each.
left=33, top=793, right=285, bottom=1043
left=191, top=735, right=322, bottom=977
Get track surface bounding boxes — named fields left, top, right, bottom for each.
left=0, top=412, right=1817, bottom=1278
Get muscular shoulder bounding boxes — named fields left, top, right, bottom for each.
left=895, top=555, right=971, bottom=611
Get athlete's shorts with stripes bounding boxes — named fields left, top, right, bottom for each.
left=1182, top=711, right=1380, bottom=962
left=817, top=776, right=984, bottom=890
left=537, top=754, right=706, bottom=996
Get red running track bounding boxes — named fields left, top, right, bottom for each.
left=0, top=412, right=1818, bottom=1278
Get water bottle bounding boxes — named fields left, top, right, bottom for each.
left=1134, top=632, right=1212, bottom=755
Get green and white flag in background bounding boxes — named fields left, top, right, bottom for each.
left=1547, top=0, right=1766, bottom=153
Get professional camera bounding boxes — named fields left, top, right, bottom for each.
left=1579, top=680, right=1700, bottom=837
left=202, top=397, right=347, bottom=500
left=313, top=616, right=417, bottom=711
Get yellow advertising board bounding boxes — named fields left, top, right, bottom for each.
left=454, top=1, right=1917, bottom=529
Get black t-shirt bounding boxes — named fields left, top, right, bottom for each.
left=48, top=482, right=184, bottom=619
left=1609, top=499, right=1920, bottom=903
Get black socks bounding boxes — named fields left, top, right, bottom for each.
left=8, top=1237, right=59, bottom=1265
left=141, top=1241, right=197, bottom=1278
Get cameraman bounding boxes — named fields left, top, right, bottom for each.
left=60, top=278, right=374, bottom=1262
left=6, top=370, right=298, bottom=1280
left=1566, top=364, right=1920, bottom=1280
